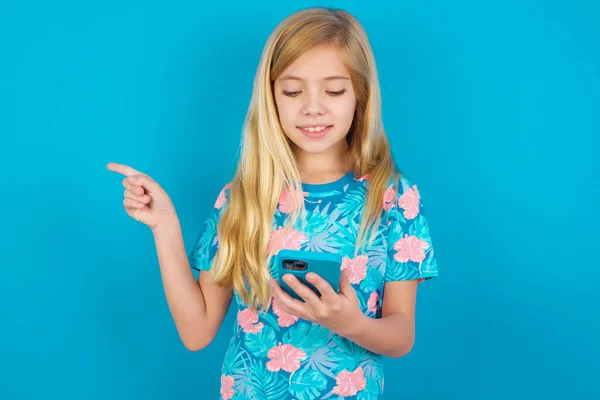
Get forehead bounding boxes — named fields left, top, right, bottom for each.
left=278, top=44, right=350, bottom=83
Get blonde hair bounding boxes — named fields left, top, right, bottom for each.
left=210, top=7, right=400, bottom=311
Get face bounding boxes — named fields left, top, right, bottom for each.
left=273, top=43, right=357, bottom=159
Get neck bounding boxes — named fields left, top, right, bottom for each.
left=295, top=142, right=352, bottom=184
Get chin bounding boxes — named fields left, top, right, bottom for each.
left=293, top=140, right=338, bottom=155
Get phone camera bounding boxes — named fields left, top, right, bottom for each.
left=282, top=259, right=308, bottom=271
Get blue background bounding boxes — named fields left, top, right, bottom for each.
left=1, top=0, right=598, bottom=399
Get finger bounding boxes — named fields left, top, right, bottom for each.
left=126, top=174, right=158, bottom=193
left=305, top=272, right=338, bottom=301
left=270, top=279, right=309, bottom=318
left=124, top=198, right=146, bottom=209
left=282, top=274, right=322, bottom=306
left=122, top=177, right=145, bottom=196
left=106, top=162, right=144, bottom=177
left=124, top=188, right=151, bottom=204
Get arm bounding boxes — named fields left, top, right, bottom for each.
left=342, top=280, right=418, bottom=358
left=271, top=272, right=418, bottom=358
left=152, top=218, right=232, bottom=351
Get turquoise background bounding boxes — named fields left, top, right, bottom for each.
left=1, top=0, right=598, bottom=399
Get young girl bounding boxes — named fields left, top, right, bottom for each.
left=108, top=7, right=438, bottom=399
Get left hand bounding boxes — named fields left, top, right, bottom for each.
left=269, top=269, right=364, bottom=337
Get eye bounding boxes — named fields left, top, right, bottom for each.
left=282, top=89, right=347, bottom=97
left=327, top=89, right=346, bottom=96
left=282, top=90, right=301, bottom=97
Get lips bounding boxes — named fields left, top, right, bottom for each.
left=297, top=125, right=333, bottom=138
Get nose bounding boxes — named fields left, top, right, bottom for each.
left=301, top=90, right=325, bottom=116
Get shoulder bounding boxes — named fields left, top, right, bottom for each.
left=382, top=172, right=425, bottom=219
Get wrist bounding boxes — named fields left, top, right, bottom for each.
left=152, top=215, right=181, bottom=236
left=340, top=312, right=369, bottom=339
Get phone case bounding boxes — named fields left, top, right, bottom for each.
left=274, top=249, right=343, bottom=301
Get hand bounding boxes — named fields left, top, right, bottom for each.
left=106, top=162, right=178, bottom=231
left=270, top=269, right=365, bottom=337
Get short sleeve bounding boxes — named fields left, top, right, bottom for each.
left=384, top=176, right=439, bottom=283
left=187, top=183, right=231, bottom=272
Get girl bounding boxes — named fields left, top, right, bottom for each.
left=108, top=7, right=439, bottom=399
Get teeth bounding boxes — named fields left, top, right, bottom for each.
left=302, top=126, right=328, bottom=132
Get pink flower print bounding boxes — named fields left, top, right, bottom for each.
left=357, top=173, right=370, bottom=181
left=367, top=291, right=379, bottom=313
left=214, top=183, right=231, bottom=209
left=237, top=307, right=264, bottom=334
left=341, top=255, right=368, bottom=284
left=266, top=343, right=307, bottom=373
left=332, top=366, right=367, bottom=396
left=278, top=187, right=308, bottom=214
left=393, top=234, right=429, bottom=263
left=220, top=375, right=234, bottom=400
left=272, top=298, right=298, bottom=327
left=382, top=185, right=397, bottom=211
left=267, top=227, right=307, bottom=255
left=398, top=184, right=420, bottom=220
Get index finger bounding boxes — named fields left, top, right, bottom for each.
left=305, top=272, right=338, bottom=301
left=106, top=162, right=143, bottom=177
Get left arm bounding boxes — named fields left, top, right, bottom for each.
left=270, top=272, right=418, bottom=358
left=343, top=280, right=417, bottom=358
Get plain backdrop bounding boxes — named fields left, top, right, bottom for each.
left=1, top=0, right=599, bottom=399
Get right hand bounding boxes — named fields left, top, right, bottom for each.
left=106, top=162, right=178, bottom=231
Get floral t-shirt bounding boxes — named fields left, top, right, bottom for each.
left=188, top=171, right=439, bottom=400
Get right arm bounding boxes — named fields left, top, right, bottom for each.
left=153, top=218, right=232, bottom=351
left=106, top=161, right=231, bottom=352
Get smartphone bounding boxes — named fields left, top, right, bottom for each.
left=274, top=249, right=342, bottom=301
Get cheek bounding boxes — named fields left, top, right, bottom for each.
left=332, top=99, right=357, bottom=126
left=275, top=98, right=297, bottom=127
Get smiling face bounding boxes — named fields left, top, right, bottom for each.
left=273, top=43, right=357, bottom=162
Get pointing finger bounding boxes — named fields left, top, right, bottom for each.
left=106, top=162, right=144, bottom=177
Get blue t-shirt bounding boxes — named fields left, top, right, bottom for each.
left=188, top=171, right=439, bottom=400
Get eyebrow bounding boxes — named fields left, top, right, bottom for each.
left=278, top=75, right=350, bottom=81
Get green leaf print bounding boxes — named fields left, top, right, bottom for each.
left=330, top=335, right=372, bottom=375
left=223, top=336, right=251, bottom=376
left=302, top=208, right=331, bottom=235
left=387, top=219, right=402, bottom=244
left=408, top=214, right=430, bottom=243
left=420, top=248, right=438, bottom=273
left=329, top=218, right=359, bottom=250
left=359, top=267, right=383, bottom=293
left=245, top=359, right=288, bottom=400
left=288, top=367, right=328, bottom=400
left=357, top=377, right=381, bottom=400
left=260, top=312, right=281, bottom=332
left=337, top=186, right=367, bottom=219
left=244, top=325, right=277, bottom=358
left=283, top=322, right=329, bottom=357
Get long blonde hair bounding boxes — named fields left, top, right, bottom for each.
left=211, top=7, right=400, bottom=311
